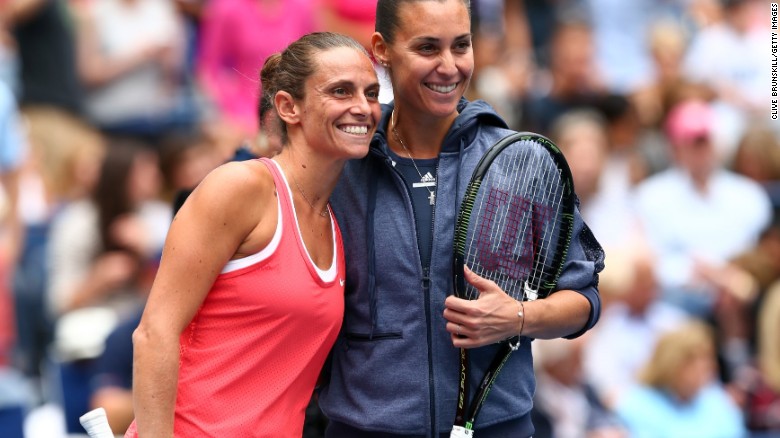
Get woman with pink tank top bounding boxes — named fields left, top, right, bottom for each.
left=125, top=32, right=381, bottom=437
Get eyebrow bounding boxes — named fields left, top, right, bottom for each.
left=326, top=79, right=381, bottom=90
left=410, top=33, right=473, bottom=44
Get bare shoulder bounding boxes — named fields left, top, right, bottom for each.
left=176, top=159, right=277, bottom=242
left=192, top=160, right=274, bottom=209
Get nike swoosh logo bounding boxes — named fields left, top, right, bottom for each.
left=339, top=279, right=345, bottom=286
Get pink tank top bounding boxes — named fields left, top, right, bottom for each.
left=126, top=158, right=345, bottom=437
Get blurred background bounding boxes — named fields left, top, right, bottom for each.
left=0, top=0, right=778, bottom=437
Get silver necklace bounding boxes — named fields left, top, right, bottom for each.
left=391, top=110, right=436, bottom=206
left=284, top=156, right=329, bottom=218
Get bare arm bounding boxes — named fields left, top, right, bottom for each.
left=443, top=266, right=591, bottom=348
left=132, top=161, right=274, bottom=437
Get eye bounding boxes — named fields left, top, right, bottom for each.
left=333, top=87, right=349, bottom=96
left=418, top=44, right=437, bottom=55
left=365, top=88, right=380, bottom=100
left=455, top=41, right=471, bottom=52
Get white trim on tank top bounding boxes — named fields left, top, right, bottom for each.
left=220, top=159, right=338, bottom=283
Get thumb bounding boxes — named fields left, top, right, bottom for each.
left=464, top=265, right=500, bottom=297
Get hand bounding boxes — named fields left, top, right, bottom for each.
left=93, top=251, right=139, bottom=292
left=443, top=266, right=523, bottom=349
left=110, top=214, right=150, bottom=256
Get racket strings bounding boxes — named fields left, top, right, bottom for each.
left=463, top=140, right=566, bottom=301
left=465, top=144, right=533, bottom=298
left=524, top=148, right=566, bottom=297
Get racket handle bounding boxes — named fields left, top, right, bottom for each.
left=450, top=426, right=475, bottom=438
left=79, top=407, right=115, bottom=438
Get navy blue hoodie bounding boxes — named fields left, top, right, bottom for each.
left=320, top=99, right=604, bottom=437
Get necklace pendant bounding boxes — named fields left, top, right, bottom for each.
left=428, top=191, right=436, bottom=206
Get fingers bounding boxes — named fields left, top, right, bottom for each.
left=447, top=321, right=474, bottom=348
left=445, top=265, right=520, bottom=348
left=446, top=320, right=466, bottom=337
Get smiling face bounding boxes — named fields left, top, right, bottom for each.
left=294, top=46, right=381, bottom=160
left=376, top=0, right=473, bottom=123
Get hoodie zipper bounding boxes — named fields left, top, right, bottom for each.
left=381, top=152, right=441, bottom=436
left=424, top=159, right=439, bottom=437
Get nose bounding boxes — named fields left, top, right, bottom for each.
left=437, top=50, right=458, bottom=76
left=351, top=93, right=372, bottom=117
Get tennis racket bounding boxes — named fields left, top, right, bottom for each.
left=450, top=132, right=576, bottom=438
left=80, top=407, right=116, bottom=438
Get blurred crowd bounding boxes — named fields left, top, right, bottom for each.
left=0, top=0, right=778, bottom=437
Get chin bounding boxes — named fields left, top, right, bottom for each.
left=428, top=102, right=461, bottom=119
left=344, top=142, right=372, bottom=159
left=432, top=95, right=465, bottom=115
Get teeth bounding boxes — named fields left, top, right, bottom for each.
left=427, top=83, right=457, bottom=93
left=340, top=125, right=368, bottom=135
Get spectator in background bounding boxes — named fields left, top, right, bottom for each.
left=0, top=9, right=17, bottom=91
left=520, top=19, right=606, bottom=137
left=47, top=139, right=169, bottom=321
left=157, top=129, right=223, bottom=206
left=633, top=99, right=771, bottom=327
left=196, top=0, right=317, bottom=153
left=614, top=319, right=746, bottom=438
left=73, top=0, right=195, bottom=144
left=0, top=72, right=31, bottom=438
left=727, top=213, right=780, bottom=313
left=582, top=0, right=679, bottom=96
left=501, top=0, right=584, bottom=70
left=682, top=0, right=768, bottom=159
left=46, top=139, right=169, bottom=433
left=551, top=109, right=609, bottom=210
left=550, top=108, right=646, bottom=252
left=0, top=76, right=26, bottom=271
left=4, top=0, right=84, bottom=115
left=12, top=108, right=105, bottom=399
left=723, top=212, right=780, bottom=388
left=582, top=248, right=688, bottom=408
left=597, top=94, right=656, bottom=186
left=631, top=19, right=706, bottom=130
left=8, top=2, right=100, bottom=418
left=532, top=335, right=628, bottom=438
left=730, top=124, right=780, bottom=208
left=738, top=282, right=780, bottom=434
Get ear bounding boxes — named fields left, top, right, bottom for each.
left=371, top=32, right=389, bottom=67
left=274, top=90, right=300, bottom=125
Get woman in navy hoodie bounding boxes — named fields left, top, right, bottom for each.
left=319, top=1, right=605, bottom=437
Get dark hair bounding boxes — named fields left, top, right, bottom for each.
left=376, top=0, right=471, bottom=44
left=92, top=138, right=156, bottom=254
left=259, top=32, right=368, bottom=144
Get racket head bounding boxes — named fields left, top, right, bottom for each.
left=453, top=132, right=576, bottom=303
left=451, top=132, right=576, bottom=434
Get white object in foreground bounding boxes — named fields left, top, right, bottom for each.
left=79, top=407, right=115, bottom=438
left=450, top=426, right=475, bottom=437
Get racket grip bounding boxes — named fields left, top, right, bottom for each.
left=450, top=426, right=475, bottom=438
left=79, top=407, right=115, bottom=438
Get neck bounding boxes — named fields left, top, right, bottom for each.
left=390, top=108, right=452, bottom=159
left=275, top=150, right=337, bottom=217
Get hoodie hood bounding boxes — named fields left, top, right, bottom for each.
left=371, top=98, right=510, bottom=155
